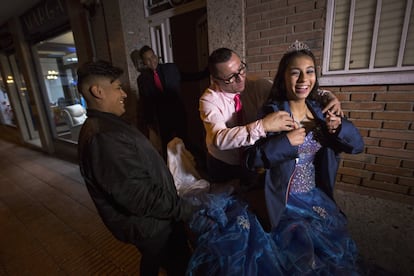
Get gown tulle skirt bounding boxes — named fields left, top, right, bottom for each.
left=186, top=190, right=360, bottom=276
left=187, top=194, right=284, bottom=276
left=167, top=136, right=360, bottom=275
left=271, top=188, right=359, bottom=275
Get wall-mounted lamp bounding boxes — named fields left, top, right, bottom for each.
left=46, top=70, right=59, bottom=80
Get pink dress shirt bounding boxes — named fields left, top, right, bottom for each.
left=199, top=77, right=273, bottom=165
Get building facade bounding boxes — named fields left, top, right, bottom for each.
left=2, top=0, right=412, bottom=202
left=0, top=0, right=413, bottom=273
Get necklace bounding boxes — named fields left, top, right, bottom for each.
left=293, top=115, right=307, bottom=127
left=293, top=115, right=308, bottom=128
left=292, top=106, right=310, bottom=128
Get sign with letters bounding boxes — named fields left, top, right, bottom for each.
left=20, top=0, right=69, bottom=42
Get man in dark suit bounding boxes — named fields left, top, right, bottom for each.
left=137, top=45, right=188, bottom=160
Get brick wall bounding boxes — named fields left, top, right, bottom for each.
left=245, top=0, right=414, bottom=204
left=329, top=85, right=414, bottom=204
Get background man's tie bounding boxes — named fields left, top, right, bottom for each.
left=154, top=70, right=163, bottom=92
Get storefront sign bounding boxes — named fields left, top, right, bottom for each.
left=21, top=0, right=69, bottom=42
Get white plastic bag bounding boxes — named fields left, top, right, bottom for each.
left=167, top=137, right=210, bottom=196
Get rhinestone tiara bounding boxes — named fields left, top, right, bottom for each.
left=286, top=40, right=310, bottom=53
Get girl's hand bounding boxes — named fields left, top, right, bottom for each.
left=286, top=127, right=306, bottom=146
left=320, top=90, right=344, bottom=116
left=326, top=110, right=341, bottom=134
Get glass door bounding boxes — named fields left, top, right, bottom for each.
left=0, top=74, right=15, bottom=126
left=33, top=31, right=82, bottom=143
left=9, top=54, right=41, bottom=145
left=150, top=18, right=173, bottom=63
left=0, top=53, right=41, bottom=147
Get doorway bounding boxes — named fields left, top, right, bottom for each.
left=170, top=7, right=209, bottom=166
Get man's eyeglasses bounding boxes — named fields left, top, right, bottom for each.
left=214, top=62, right=247, bottom=84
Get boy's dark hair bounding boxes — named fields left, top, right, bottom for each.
left=77, top=60, right=123, bottom=94
left=208, top=48, right=235, bottom=78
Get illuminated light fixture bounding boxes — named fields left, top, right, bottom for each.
left=46, top=70, right=59, bottom=80
left=6, top=76, right=14, bottom=83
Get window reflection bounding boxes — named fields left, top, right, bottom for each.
left=0, top=75, right=15, bottom=126
left=35, top=31, right=85, bottom=143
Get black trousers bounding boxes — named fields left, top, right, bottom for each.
left=206, top=154, right=269, bottom=229
left=206, top=153, right=261, bottom=187
left=136, top=222, right=191, bottom=276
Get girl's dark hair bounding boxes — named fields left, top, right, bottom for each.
left=269, top=49, right=319, bottom=102
left=208, top=47, right=235, bottom=78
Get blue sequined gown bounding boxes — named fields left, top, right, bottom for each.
left=187, top=131, right=360, bottom=276
left=270, top=131, right=359, bottom=275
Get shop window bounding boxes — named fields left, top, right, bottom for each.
left=321, top=0, right=414, bottom=85
left=0, top=75, right=15, bottom=126
left=34, top=30, right=85, bottom=143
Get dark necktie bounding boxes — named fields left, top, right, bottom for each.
left=154, top=70, right=163, bottom=92
left=234, top=93, right=243, bottom=125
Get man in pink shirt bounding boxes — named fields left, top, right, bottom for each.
left=200, top=47, right=341, bottom=187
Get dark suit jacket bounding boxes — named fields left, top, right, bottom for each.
left=137, top=63, right=187, bottom=146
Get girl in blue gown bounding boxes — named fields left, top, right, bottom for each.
left=186, top=41, right=364, bottom=275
